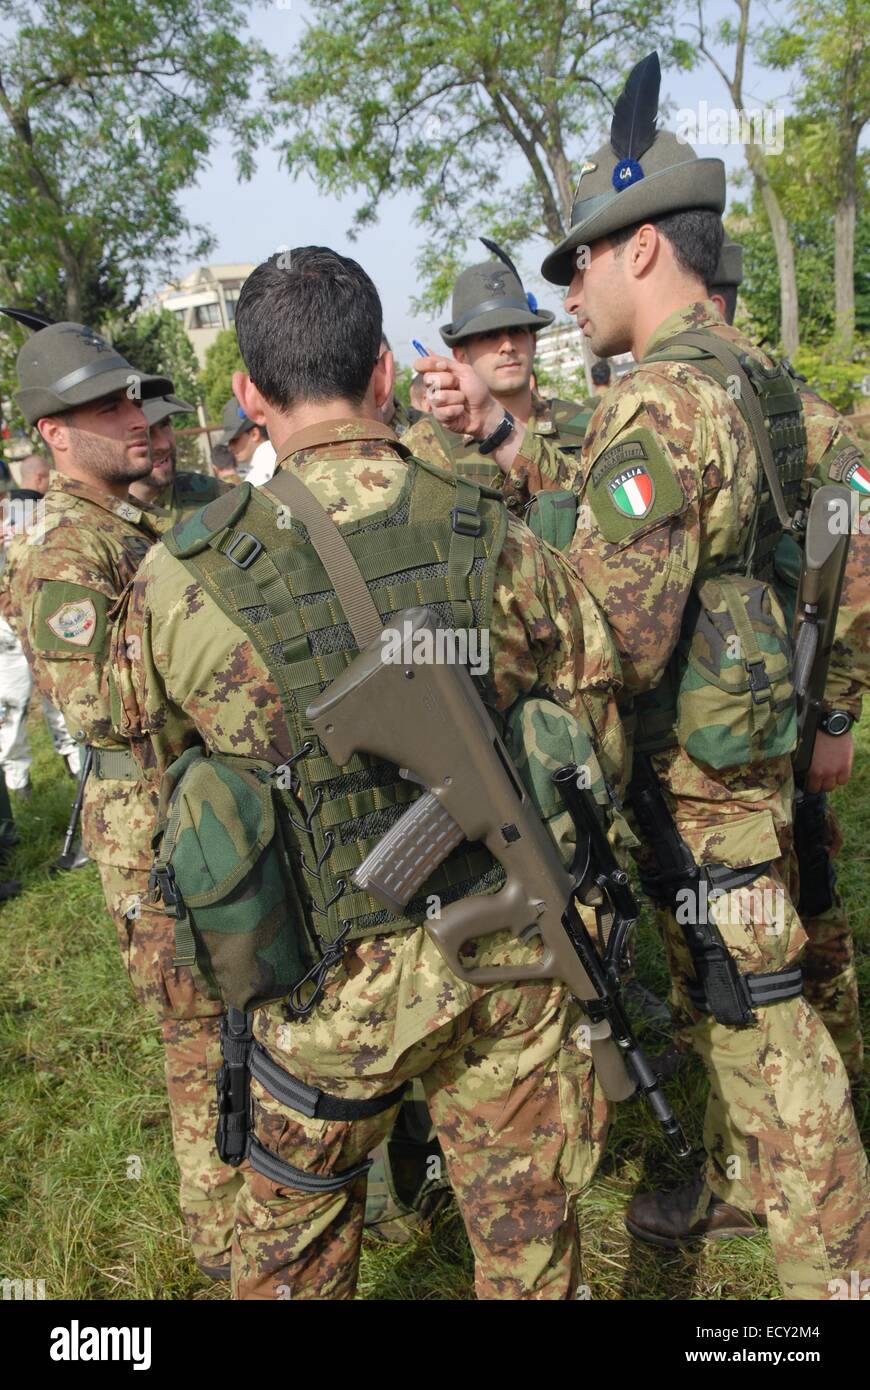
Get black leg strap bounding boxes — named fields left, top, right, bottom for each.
left=248, top=1136, right=373, bottom=1193
left=688, top=964, right=803, bottom=1014
left=249, top=1041, right=407, bottom=1120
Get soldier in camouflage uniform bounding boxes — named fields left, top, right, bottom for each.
left=403, top=241, right=592, bottom=513
left=129, top=394, right=229, bottom=531
left=708, top=240, right=866, bottom=1082
left=0, top=323, right=242, bottom=1278
left=117, top=246, right=627, bottom=1300
left=417, top=54, right=870, bottom=1299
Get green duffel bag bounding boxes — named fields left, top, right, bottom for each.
left=151, top=747, right=318, bottom=1012
left=675, top=574, right=797, bottom=771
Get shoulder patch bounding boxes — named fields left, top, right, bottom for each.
left=34, top=582, right=110, bottom=656
left=824, top=443, right=870, bottom=493
left=586, top=427, right=686, bottom=544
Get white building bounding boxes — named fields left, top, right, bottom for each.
left=535, top=320, right=634, bottom=396
left=151, top=263, right=254, bottom=366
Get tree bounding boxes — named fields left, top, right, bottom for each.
left=0, top=0, right=270, bottom=324
left=693, top=0, right=801, bottom=356
left=762, top=0, right=870, bottom=355
left=110, top=308, right=200, bottom=406
left=271, top=0, right=694, bottom=316
left=198, top=329, right=245, bottom=426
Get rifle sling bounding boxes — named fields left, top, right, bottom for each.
left=264, top=467, right=383, bottom=649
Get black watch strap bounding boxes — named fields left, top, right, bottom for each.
left=478, top=410, right=515, bottom=455
left=818, top=709, right=855, bottom=736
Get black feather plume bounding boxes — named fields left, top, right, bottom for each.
left=610, top=53, right=660, bottom=162
left=479, top=237, right=522, bottom=286
left=0, top=306, right=55, bottom=333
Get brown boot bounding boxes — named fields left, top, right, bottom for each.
left=625, top=1175, right=765, bottom=1249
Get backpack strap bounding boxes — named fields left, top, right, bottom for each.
left=653, top=330, right=794, bottom=534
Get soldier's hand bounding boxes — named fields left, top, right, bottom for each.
left=414, top=354, right=503, bottom=440
left=806, top=729, right=854, bottom=794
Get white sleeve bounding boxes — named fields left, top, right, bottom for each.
left=245, top=440, right=277, bottom=488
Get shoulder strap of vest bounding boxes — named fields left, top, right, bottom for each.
left=651, top=330, right=794, bottom=534
left=163, top=482, right=252, bottom=558
left=264, top=469, right=382, bottom=649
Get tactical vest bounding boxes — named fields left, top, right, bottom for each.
left=161, top=458, right=508, bottom=964
left=630, top=329, right=808, bottom=765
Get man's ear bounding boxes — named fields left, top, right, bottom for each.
left=232, top=371, right=268, bottom=426
left=709, top=291, right=727, bottom=318
left=627, top=223, right=659, bottom=277
left=372, top=348, right=395, bottom=411
left=36, top=415, right=67, bottom=454
left=453, top=345, right=468, bottom=365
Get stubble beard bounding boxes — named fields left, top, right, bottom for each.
left=66, top=425, right=151, bottom=483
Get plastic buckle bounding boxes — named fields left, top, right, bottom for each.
left=746, top=658, right=771, bottom=702
left=451, top=505, right=482, bottom=538
left=224, top=531, right=263, bottom=569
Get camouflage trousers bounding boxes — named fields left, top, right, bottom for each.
left=97, top=862, right=243, bottom=1272
left=233, top=967, right=607, bottom=1300
left=662, top=855, right=870, bottom=1300
left=792, top=792, right=863, bottom=1080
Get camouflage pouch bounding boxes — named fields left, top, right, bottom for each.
left=151, top=747, right=318, bottom=1011
left=674, top=575, right=797, bottom=770
left=503, top=696, right=637, bottom=861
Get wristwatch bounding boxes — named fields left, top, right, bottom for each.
left=477, top=410, right=515, bottom=455
left=818, top=708, right=855, bottom=737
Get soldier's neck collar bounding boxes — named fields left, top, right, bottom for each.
left=49, top=472, right=154, bottom=526
left=275, top=416, right=403, bottom=467
left=642, top=300, right=722, bottom=359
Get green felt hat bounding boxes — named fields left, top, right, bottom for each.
left=441, top=238, right=554, bottom=345
left=142, top=393, right=196, bottom=427
left=14, top=321, right=172, bottom=426
left=541, top=53, right=726, bottom=286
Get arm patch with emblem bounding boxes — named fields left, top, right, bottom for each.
left=586, top=427, right=687, bottom=544
left=34, top=582, right=110, bottom=656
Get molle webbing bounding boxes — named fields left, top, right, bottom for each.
left=647, top=330, right=807, bottom=579
left=163, top=462, right=507, bottom=948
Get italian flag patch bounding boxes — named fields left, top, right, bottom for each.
left=845, top=459, right=870, bottom=494
left=607, top=465, right=655, bottom=518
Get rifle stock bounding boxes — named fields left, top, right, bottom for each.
left=307, top=606, right=687, bottom=1148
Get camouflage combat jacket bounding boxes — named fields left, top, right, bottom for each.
left=141, top=470, right=230, bottom=534
left=0, top=473, right=159, bottom=869
left=116, top=418, right=626, bottom=1058
left=492, top=303, right=870, bottom=867
left=404, top=392, right=591, bottom=515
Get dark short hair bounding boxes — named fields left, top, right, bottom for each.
left=590, top=359, right=611, bottom=386
left=235, top=247, right=383, bottom=411
left=710, top=284, right=738, bottom=325
left=609, top=210, right=724, bottom=289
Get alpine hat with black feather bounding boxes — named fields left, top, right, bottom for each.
left=3, top=311, right=172, bottom=427
left=440, top=237, right=554, bottom=346
left=541, top=52, right=726, bottom=286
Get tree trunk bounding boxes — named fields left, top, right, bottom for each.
left=833, top=194, right=856, bottom=357
left=745, top=145, right=799, bottom=356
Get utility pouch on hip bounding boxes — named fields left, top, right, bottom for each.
left=151, top=747, right=318, bottom=1012
left=675, top=575, right=796, bottom=769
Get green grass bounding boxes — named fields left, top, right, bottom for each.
left=0, top=715, right=867, bottom=1301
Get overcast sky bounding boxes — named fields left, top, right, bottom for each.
left=175, top=0, right=795, bottom=365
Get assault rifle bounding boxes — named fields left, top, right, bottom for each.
left=307, top=606, right=690, bottom=1157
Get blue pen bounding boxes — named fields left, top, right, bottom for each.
left=411, top=339, right=433, bottom=358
